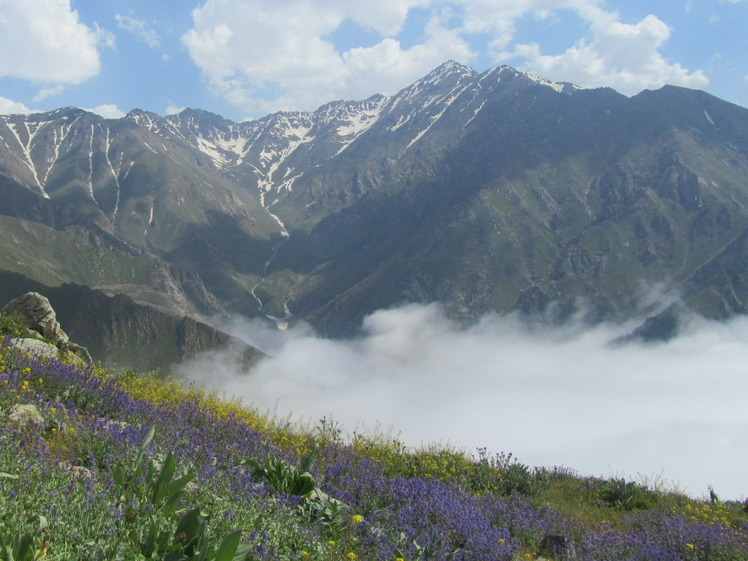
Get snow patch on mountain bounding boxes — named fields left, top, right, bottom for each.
left=463, top=99, right=487, bottom=128
left=526, top=72, right=582, bottom=94
left=4, top=120, right=51, bottom=198
left=87, top=125, right=98, bottom=206
left=333, top=97, right=388, bottom=156
left=100, top=125, right=122, bottom=221
left=127, top=110, right=161, bottom=132
left=406, top=86, right=468, bottom=150
left=194, top=136, right=231, bottom=167
left=42, top=116, right=80, bottom=186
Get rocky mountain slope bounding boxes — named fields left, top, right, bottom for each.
left=0, top=272, right=263, bottom=372
left=2, top=61, right=748, bottom=338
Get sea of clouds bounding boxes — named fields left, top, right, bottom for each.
left=178, top=303, right=748, bottom=501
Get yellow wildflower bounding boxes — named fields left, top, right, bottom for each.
left=347, top=553, right=358, bottom=560
left=352, top=514, right=364, bottom=524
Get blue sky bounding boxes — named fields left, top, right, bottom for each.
left=0, top=0, right=746, bottom=121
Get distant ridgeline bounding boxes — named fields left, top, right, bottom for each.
left=2, top=61, right=748, bottom=343
left=0, top=273, right=263, bottom=373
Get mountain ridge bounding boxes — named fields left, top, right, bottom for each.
left=2, top=62, right=748, bottom=339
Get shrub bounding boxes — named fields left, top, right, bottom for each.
left=0, top=315, right=27, bottom=338
left=598, top=478, right=658, bottom=511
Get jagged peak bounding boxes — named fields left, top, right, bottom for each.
left=479, top=65, right=582, bottom=94
left=168, top=107, right=233, bottom=124
left=419, top=60, right=477, bottom=85
left=315, top=94, right=389, bottom=116
left=47, top=106, right=91, bottom=118
left=0, top=106, right=92, bottom=121
left=126, top=108, right=163, bottom=122
left=126, top=108, right=160, bottom=118
left=431, top=60, right=475, bottom=76
left=524, top=72, right=582, bottom=94
left=389, top=60, right=478, bottom=106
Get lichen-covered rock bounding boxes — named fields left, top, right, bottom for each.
left=67, top=342, right=93, bottom=364
left=3, top=292, right=69, bottom=344
left=3, top=292, right=92, bottom=364
left=8, top=404, right=45, bottom=429
left=10, top=337, right=60, bottom=361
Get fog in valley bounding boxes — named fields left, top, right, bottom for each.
left=178, top=303, right=748, bottom=501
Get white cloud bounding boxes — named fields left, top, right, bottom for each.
left=180, top=303, right=748, bottom=501
left=94, top=23, right=117, bottom=50
left=0, top=0, right=105, bottom=88
left=84, top=104, right=126, bottom=119
left=33, top=84, right=66, bottom=102
left=183, top=0, right=708, bottom=114
left=115, top=14, right=161, bottom=48
left=0, top=96, right=35, bottom=115
left=183, top=0, right=471, bottom=115
left=183, top=0, right=708, bottom=115
left=453, top=0, right=592, bottom=49
left=495, top=6, right=709, bottom=95
left=165, top=104, right=186, bottom=115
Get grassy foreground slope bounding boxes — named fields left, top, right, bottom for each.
left=1, top=337, right=747, bottom=561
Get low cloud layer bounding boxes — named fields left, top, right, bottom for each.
left=179, top=303, right=748, bottom=500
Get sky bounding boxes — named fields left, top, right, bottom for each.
left=178, top=303, right=748, bottom=501
left=0, top=0, right=747, bottom=121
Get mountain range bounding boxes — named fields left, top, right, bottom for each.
left=2, top=60, right=748, bottom=362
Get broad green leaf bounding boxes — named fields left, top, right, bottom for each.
left=214, top=530, right=242, bottom=561
left=112, top=465, right=124, bottom=488
left=163, top=490, right=185, bottom=518
left=153, top=451, right=176, bottom=504
left=175, top=507, right=207, bottom=555
left=169, top=472, right=195, bottom=495
left=135, top=426, right=156, bottom=466
left=12, top=533, right=33, bottom=561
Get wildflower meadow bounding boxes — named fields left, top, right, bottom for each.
left=1, top=336, right=747, bottom=560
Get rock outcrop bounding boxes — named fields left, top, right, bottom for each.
left=0, top=276, right=265, bottom=373
left=8, top=404, right=45, bottom=430
left=2, top=292, right=92, bottom=364
left=3, top=292, right=69, bottom=342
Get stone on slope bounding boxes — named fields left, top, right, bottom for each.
left=2, top=291, right=92, bottom=364
left=3, top=292, right=69, bottom=343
